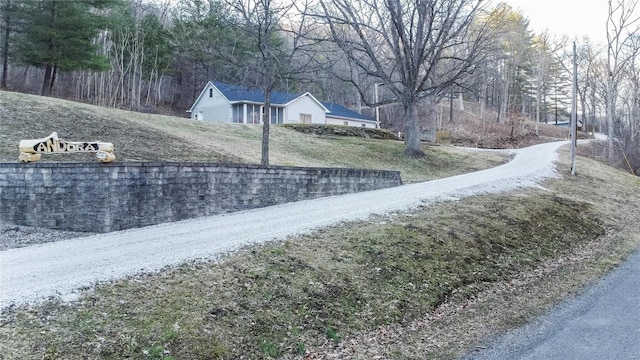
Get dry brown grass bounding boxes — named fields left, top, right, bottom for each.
left=446, top=115, right=581, bottom=149
left=2, top=91, right=635, bottom=359
left=0, top=90, right=509, bottom=183
left=1, top=146, right=637, bottom=359
left=303, top=147, right=640, bottom=359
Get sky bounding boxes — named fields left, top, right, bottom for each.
left=499, top=0, right=609, bottom=45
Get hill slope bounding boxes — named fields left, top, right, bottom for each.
left=2, top=90, right=640, bottom=359
left=0, top=90, right=508, bottom=183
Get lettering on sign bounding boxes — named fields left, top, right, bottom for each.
left=19, top=132, right=116, bottom=163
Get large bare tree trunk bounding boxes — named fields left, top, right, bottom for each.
left=403, top=100, right=424, bottom=158
left=41, top=64, right=53, bottom=96
left=49, top=66, right=57, bottom=95
left=319, top=0, right=490, bottom=157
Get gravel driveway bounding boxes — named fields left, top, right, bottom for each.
left=0, top=141, right=565, bottom=308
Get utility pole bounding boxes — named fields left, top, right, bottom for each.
left=571, top=41, right=578, bottom=175
left=374, top=83, right=383, bottom=129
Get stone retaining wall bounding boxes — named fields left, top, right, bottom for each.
left=0, top=162, right=402, bottom=233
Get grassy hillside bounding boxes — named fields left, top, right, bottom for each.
left=4, top=90, right=638, bottom=359
left=2, top=144, right=638, bottom=359
left=2, top=90, right=510, bottom=183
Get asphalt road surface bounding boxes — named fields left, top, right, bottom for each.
left=465, top=249, right=640, bottom=360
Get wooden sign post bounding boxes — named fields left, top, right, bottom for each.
left=19, top=132, right=116, bottom=163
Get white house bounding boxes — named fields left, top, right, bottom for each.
left=188, top=81, right=378, bottom=128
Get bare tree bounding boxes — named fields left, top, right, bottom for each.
left=487, top=3, right=533, bottom=124
left=575, top=39, right=602, bottom=133
left=317, top=0, right=493, bottom=157
left=606, top=0, right=640, bottom=160
left=530, top=31, right=566, bottom=134
left=616, top=34, right=640, bottom=173
left=225, top=0, right=322, bottom=166
left=625, top=36, right=640, bottom=141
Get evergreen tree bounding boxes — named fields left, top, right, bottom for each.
left=12, top=0, right=122, bottom=96
left=170, top=0, right=257, bottom=106
left=487, top=3, right=534, bottom=123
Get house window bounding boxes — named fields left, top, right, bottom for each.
left=300, top=113, right=312, bottom=124
left=248, top=104, right=261, bottom=124
left=209, top=88, right=213, bottom=97
left=270, top=107, right=284, bottom=124
left=343, top=121, right=349, bottom=126
left=232, top=104, right=243, bottom=123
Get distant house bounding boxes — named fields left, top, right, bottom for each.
left=188, top=81, right=377, bottom=128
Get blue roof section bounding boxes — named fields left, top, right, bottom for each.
left=213, top=81, right=299, bottom=105
left=322, top=102, right=375, bottom=122
left=211, top=81, right=374, bottom=122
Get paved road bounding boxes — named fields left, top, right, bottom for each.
left=1, top=141, right=564, bottom=308
left=465, top=249, right=640, bottom=360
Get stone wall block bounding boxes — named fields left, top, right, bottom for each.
left=0, top=162, right=402, bottom=232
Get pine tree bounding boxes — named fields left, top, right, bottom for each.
left=12, top=0, right=122, bottom=96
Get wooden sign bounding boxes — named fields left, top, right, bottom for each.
left=19, top=132, right=116, bottom=163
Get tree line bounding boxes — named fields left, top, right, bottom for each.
left=1, top=0, right=639, bottom=170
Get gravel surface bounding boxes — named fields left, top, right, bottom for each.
left=0, top=224, right=95, bottom=251
left=0, top=141, right=566, bottom=309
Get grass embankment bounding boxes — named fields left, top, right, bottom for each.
left=1, top=90, right=637, bottom=359
left=2, top=146, right=638, bottom=359
left=0, top=90, right=506, bottom=183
